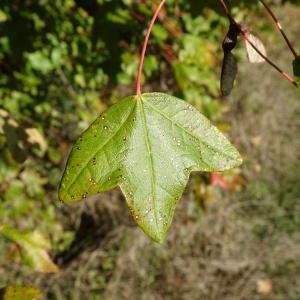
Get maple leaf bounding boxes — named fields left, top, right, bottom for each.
left=59, top=93, right=242, bottom=242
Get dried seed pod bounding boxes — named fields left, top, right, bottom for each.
left=220, top=21, right=240, bottom=96
left=222, top=21, right=240, bottom=53
left=221, top=52, right=238, bottom=96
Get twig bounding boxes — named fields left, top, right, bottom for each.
left=258, top=0, right=298, bottom=58
left=58, top=69, right=78, bottom=98
left=240, top=30, right=297, bottom=86
left=219, top=0, right=297, bottom=87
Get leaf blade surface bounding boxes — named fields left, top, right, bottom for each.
left=59, top=93, right=242, bottom=242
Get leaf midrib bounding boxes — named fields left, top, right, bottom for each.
left=138, top=98, right=159, bottom=230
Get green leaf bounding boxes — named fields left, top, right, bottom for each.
left=59, top=93, right=242, bottom=242
left=0, top=286, right=42, bottom=300
left=0, top=9, right=7, bottom=23
left=293, top=56, right=300, bottom=91
left=0, top=225, right=59, bottom=273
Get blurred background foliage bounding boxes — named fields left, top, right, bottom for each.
left=0, top=0, right=299, bottom=299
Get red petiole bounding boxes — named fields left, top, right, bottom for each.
left=136, top=0, right=167, bottom=95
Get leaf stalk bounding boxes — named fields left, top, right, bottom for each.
left=136, top=0, right=167, bottom=95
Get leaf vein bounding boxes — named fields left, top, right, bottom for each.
left=142, top=97, right=235, bottom=161
left=65, top=101, right=136, bottom=194
left=138, top=99, right=159, bottom=230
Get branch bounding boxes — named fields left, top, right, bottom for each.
left=258, top=0, right=298, bottom=59
left=219, top=0, right=297, bottom=88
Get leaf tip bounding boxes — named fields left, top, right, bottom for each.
left=146, top=230, right=166, bottom=244
left=58, top=188, right=68, bottom=204
left=235, top=152, right=243, bottom=167
left=42, top=261, right=59, bottom=273
left=58, top=180, right=77, bottom=203
left=136, top=219, right=169, bottom=244
left=226, top=145, right=243, bottom=170
left=153, top=237, right=165, bottom=244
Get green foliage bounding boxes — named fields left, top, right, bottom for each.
left=0, top=0, right=299, bottom=298
left=0, top=286, right=42, bottom=300
left=0, top=0, right=229, bottom=254
left=0, top=225, right=58, bottom=273
left=172, top=9, right=225, bottom=118
left=0, top=110, right=72, bottom=256
left=4, top=0, right=296, bottom=290
left=59, top=93, right=242, bottom=242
